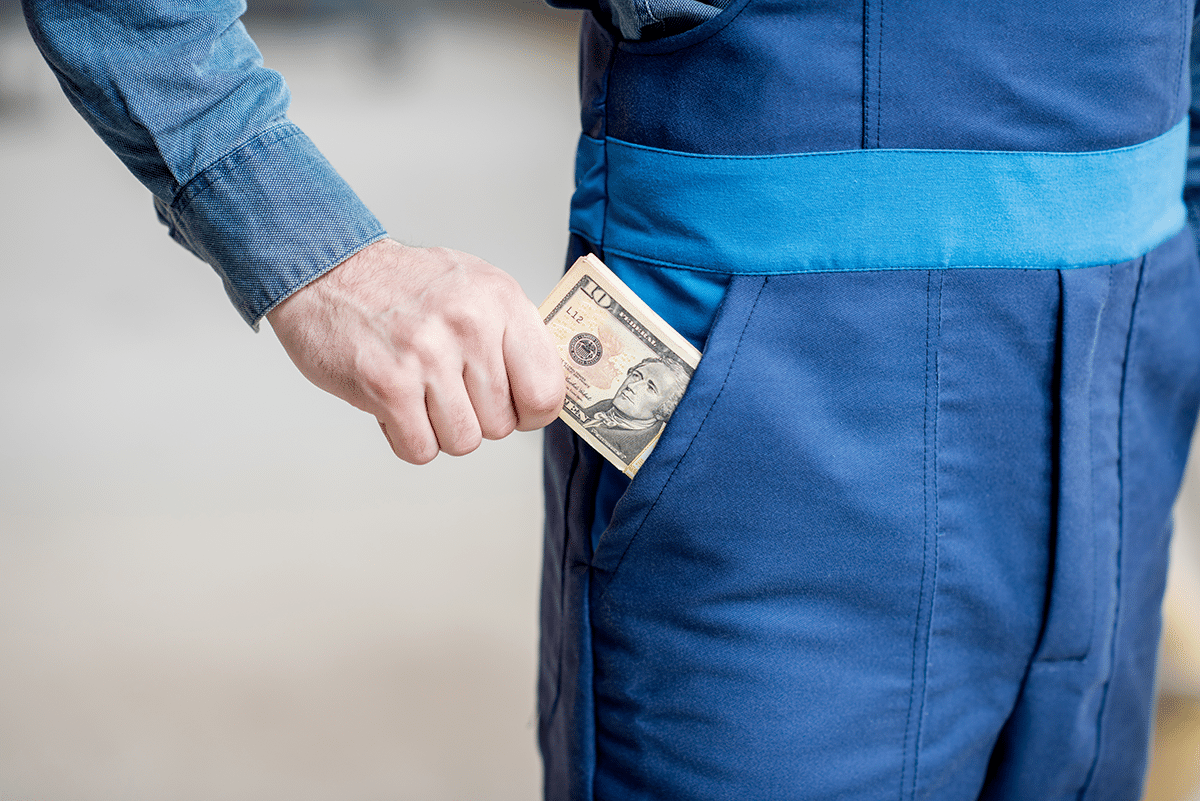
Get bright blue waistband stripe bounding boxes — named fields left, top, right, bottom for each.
left=569, top=120, right=1188, bottom=273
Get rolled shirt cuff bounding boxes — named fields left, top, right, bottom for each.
left=154, top=120, right=386, bottom=328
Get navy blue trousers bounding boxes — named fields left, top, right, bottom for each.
left=540, top=231, right=1200, bottom=800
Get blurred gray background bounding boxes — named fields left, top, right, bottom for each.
left=1, top=2, right=579, bottom=798
left=1, top=1, right=1198, bottom=799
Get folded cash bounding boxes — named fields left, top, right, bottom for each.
left=540, top=254, right=702, bottom=477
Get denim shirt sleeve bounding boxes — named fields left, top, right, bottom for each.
left=22, top=0, right=386, bottom=327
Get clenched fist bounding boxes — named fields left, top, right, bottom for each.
left=266, top=239, right=566, bottom=464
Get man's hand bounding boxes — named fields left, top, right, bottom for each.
left=265, top=239, right=566, bottom=464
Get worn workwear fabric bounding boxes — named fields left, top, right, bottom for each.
left=540, top=3, right=1200, bottom=800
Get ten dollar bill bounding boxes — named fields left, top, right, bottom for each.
left=539, top=254, right=702, bottom=477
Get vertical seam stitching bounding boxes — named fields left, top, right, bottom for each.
left=876, top=0, right=884, bottom=148
left=862, top=0, right=871, bottom=148
left=1076, top=254, right=1146, bottom=799
left=900, top=269, right=934, bottom=800
left=910, top=269, right=943, bottom=799
left=547, top=430, right=584, bottom=724
left=598, top=46, right=613, bottom=254
left=1173, top=0, right=1186, bottom=124
left=863, top=0, right=883, bottom=148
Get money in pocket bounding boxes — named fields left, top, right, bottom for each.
left=539, top=254, right=702, bottom=477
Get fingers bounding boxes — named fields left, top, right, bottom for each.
left=504, top=303, right=567, bottom=432
left=376, top=362, right=528, bottom=461
left=463, top=357, right=518, bottom=441
left=387, top=315, right=560, bottom=459
left=433, top=276, right=562, bottom=445
left=425, top=373, right=484, bottom=457
left=266, top=240, right=565, bottom=465
left=373, top=388, right=440, bottom=465
left=373, top=341, right=516, bottom=461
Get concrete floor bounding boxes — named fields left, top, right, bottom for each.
left=0, top=6, right=579, bottom=799
left=1, top=4, right=1198, bottom=800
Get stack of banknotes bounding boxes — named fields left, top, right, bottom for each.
left=540, top=254, right=701, bottom=477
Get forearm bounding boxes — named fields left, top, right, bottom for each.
left=23, top=0, right=384, bottom=326
left=25, top=2, right=565, bottom=461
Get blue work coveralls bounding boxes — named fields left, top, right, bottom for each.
left=22, top=0, right=1200, bottom=797
left=540, top=2, right=1200, bottom=799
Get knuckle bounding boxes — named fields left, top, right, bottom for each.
left=526, top=380, right=566, bottom=417
left=441, top=425, right=482, bottom=456
left=385, top=422, right=438, bottom=465
left=397, top=425, right=439, bottom=464
left=351, top=349, right=411, bottom=407
left=480, top=412, right=518, bottom=441
left=436, top=404, right=483, bottom=457
left=409, top=326, right=457, bottom=367
left=398, top=425, right=439, bottom=463
left=487, top=271, right=522, bottom=297
left=405, top=443, right=438, bottom=465
left=362, top=372, right=411, bottom=413
left=483, top=369, right=511, bottom=404
left=445, top=308, right=488, bottom=342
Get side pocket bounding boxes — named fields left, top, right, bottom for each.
left=615, top=0, right=751, bottom=52
left=1032, top=266, right=1118, bottom=663
left=589, top=273, right=767, bottom=596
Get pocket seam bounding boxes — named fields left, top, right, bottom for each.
left=592, top=275, right=768, bottom=601
left=615, top=0, right=754, bottom=55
